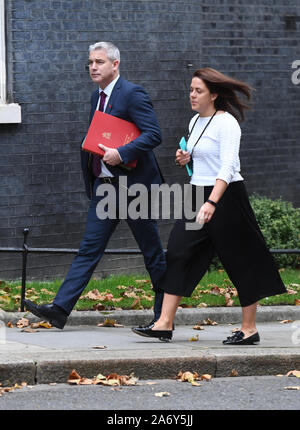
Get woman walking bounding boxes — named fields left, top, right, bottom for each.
left=132, top=68, right=287, bottom=344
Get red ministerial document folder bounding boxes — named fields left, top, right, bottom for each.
left=82, top=111, right=139, bottom=168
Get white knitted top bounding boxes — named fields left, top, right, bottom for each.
left=186, top=111, right=244, bottom=186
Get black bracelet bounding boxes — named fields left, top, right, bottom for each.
left=206, top=199, right=217, bottom=208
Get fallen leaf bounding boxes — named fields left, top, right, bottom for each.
left=177, top=371, right=199, bottom=383
left=97, top=318, right=124, bottom=327
left=193, top=325, right=204, bottom=331
left=21, top=328, right=39, bottom=333
left=287, top=289, right=297, bottom=295
left=229, top=369, right=239, bottom=377
left=200, top=374, right=212, bottom=381
left=284, top=386, right=300, bottom=390
left=0, top=295, right=11, bottom=304
left=210, top=285, right=221, bottom=295
left=279, top=320, right=293, bottom=324
left=16, top=318, right=30, bottom=328
left=202, top=318, right=218, bottom=326
left=225, top=293, right=233, bottom=307
left=36, top=321, right=52, bottom=329
left=6, top=322, right=14, bottom=328
left=189, top=335, right=199, bottom=342
left=92, top=345, right=107, bottom=349
left=68, top=369, right=81, bottom=381
left=197, top=303, right=208, bottom=308
left=155, top=392, right=170, bottom=397
left=295, top=299, right=300, bottom=306
left=80, top=289, right=107, bottom=301
left=92, top=303, right=106, bottom=311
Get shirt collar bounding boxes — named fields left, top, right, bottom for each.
left=99, top=75, right=120, bottom=98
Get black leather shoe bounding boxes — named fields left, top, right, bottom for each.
left=223, top=330, right=260, bottom=345
left=131, top=324, right=172, bottom=342
left=24, top=299, right=68, bottom=329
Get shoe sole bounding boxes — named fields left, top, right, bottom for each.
left=24, top=300, right=65, bottom=330
left=131, top=328, right=172, bottom=342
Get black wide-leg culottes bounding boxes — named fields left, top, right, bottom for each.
left=157, top=181, right=287, bottom=307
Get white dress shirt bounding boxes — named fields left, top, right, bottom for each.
left=97, top=75, right=120, bottom=177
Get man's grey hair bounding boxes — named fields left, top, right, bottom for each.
left=89, top=42, right=120, bottom=63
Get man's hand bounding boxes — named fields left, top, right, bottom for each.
left=98, top=144, right=122, bottom=166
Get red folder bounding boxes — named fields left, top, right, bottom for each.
left=82, top=111, right=139, bottom=168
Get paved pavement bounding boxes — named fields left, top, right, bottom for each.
left=1, top=306, right=300, bottom=386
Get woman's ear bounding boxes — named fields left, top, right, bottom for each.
left=211, top=93, right=218, bottom=102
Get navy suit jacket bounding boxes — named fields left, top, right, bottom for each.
left=81, top=76, right=164, bottom=199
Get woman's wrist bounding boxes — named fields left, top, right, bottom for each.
left=206, top=199, right=217, bottom=208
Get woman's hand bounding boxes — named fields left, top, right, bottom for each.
left=196, top=202, right=216, bottom=224
left=175, top=149, right=190, bottom=167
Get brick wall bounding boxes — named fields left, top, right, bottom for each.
left=0, top=0, right=299, bottom=280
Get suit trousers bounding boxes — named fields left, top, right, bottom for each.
left=156, top=181, right=286, bottom=307
left=54, top=178, right=166, bottom=316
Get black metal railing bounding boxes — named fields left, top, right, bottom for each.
left=0, top=228, right=299, bottom=311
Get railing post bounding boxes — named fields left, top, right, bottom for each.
left=21, top=228, right=29, bottom=312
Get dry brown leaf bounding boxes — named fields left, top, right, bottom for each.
left=279, top=319, right=293, bottom=324
left=287, top=289, right=297, bottom=295
left=284, top=386, right=300, bottom=390
left=92, top=345, right=107, bottom=349
left=16, top=318, right=30, bottom=328
left=21, top=327, right=39, bottom=333
left=6, top=321, right=14, bottom=328
left=229, top=369, right=239, bottom=377
left=80, top=289, right=111, bottom=301
left=225, top=293, right=233, bottom=307
left=210, top=286, right=221, bottom=295
left=202, top=318, right=218, bottom=326
left=193, top=325, right=204, bottom=331
left=68, top=369, right=81, bottom=380
left=155, top=392, right=170, bottom=397
left=177, top=371, right=199, bottom=383
left=197, top=303, right=208, bottom=308
left=200, top=374, right=212, bottom=381
left=97, top=318, right=124, bottom=327
left=36, top=321, right=52, bottom=329
left=135, top=279, right=150, bottom=284
left=295, top=299, right=300, bottom=306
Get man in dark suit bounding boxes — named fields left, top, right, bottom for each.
left=25, top=42, right=166, bottom=331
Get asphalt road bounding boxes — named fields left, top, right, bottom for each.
left=1, top=376, right=299, bottom=412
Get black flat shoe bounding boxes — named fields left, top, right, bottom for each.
left=24, top=299, right=68, bottom=329
left=131, top=325, right=172, bottom=342
left=223, top=330, right=260, bottom=345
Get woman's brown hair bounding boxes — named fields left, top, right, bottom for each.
left=193, top=68, right=253, bottom=122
